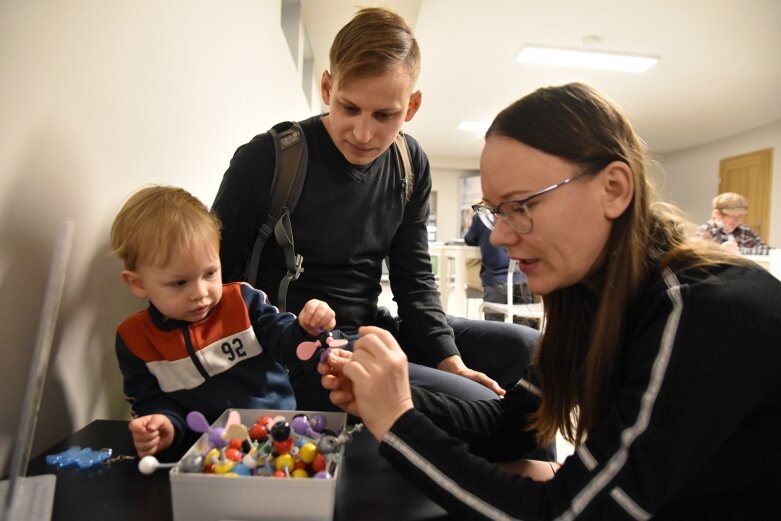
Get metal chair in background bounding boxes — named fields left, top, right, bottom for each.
left=478, top=259, right=545, bottom=329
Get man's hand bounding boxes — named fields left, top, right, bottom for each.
left=437, top=355, right=505, bottom=396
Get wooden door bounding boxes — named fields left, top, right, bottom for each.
left=719, top=148, right=773, bottom=242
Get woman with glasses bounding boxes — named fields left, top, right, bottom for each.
left=319, top=82, right=781, bottom=519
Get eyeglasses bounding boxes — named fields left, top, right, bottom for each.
left=472, top=172, right=587, bottom=234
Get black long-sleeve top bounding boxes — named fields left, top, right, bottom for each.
left=212, top=115, right=458, bottom=366
left=380, top=262, right=781, bottom=519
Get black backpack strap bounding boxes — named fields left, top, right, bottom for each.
left=273, top=208, right=303, bottom=313
left=394, top=132, right=414, bottom=202
left=245, top=121, right=308, bottom=311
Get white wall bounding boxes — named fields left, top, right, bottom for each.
left=429, top=156, right=479, bottom=242
left=654, top=120, right=781, bottom=244
left=429, top=122, right=781, bottom=246
left=0, top=0, right=312, bottom=471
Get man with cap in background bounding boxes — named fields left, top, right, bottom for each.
left=698, top=192, right=767, bottom=252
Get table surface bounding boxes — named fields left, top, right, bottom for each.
left=25, top=420, right=451, bottom=521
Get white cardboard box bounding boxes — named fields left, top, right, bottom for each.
left=170, top=408, right=347, bottom=521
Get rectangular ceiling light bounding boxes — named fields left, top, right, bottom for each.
left=458, top=120, right=491, bottom=134
left=517, top=45, right=658, bottom=73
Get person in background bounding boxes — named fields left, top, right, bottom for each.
left=698, top=191, right=767, bottom=252
left=111, top=185, right=337, bottom=458
left=318, top=82, right=781, bottom=519
left=464, top=212, right=537, bottom=327
left=212, top=7, right=540, bottom=412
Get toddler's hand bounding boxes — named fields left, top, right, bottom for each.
left=128, top=414, right=175, bottom=457
left=298, top=299, right=336, bottom=336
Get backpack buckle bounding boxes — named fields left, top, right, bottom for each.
left=288, top=254, right=304, bottom=281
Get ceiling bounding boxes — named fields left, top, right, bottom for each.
left=300, top=0, right=781, bottom=162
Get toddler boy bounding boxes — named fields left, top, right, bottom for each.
left=111, top=185, right=336, bottom=457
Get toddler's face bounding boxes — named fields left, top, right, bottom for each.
left=134, top=244, right=223, bottom=322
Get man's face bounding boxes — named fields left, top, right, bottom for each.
left=320, top=67, right=421, bottom=165
left=716, top=210, right=744, bottom=233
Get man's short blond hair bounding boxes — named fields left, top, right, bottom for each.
left=329, top=7, right=420, bottom=87
left=111, top=185, right=221, bottom=270
left=713, top=192, right=749, bottom=216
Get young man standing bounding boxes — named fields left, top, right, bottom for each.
left=212, top=8, right=540, bottom=413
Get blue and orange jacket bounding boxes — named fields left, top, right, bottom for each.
left=115, top=282, right=305, bottom=454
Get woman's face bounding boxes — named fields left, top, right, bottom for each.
left=480, top=135, right=614, bottom=296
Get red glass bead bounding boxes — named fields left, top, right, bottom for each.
left=312, top=453, right=326, bottom=473
left=225, top=448, right=243, bottom=462
left=273, top=438, right=294, bottom=454
left=249, top=423, right=268, bottom=441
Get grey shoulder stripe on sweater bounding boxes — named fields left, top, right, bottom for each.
left=555, top=268, right=684, bottom=521
left=384, top=432, right=523, bottom=521
left=610, top=487, right=652, bottom=520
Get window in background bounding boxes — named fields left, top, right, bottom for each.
left=459, top=174, right=481, bottom=237
left=427, top=191, right=438, bottom=241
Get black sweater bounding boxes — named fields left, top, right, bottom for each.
left=212, top=115, right=458, bottom=366
left=380, top=262, right=781, bottom=519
